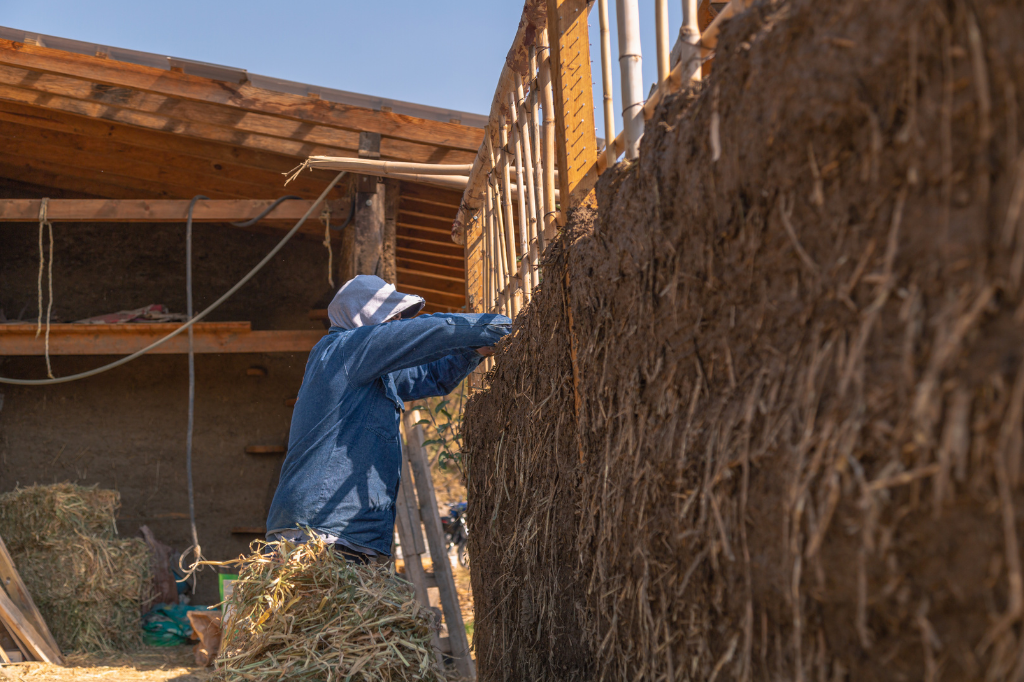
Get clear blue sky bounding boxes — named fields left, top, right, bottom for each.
left=2, top=1, right=682, bottom=118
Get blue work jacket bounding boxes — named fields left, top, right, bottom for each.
left=266, top=312, right=511, bottom=555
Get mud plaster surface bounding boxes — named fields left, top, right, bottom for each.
left=466, top=0, right=1024, bottom=680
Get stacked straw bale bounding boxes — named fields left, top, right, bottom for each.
left=0, top=483, right=152, bottom=652
left=464, top=0, right=1024, bottom=679
left=215, top=536, right=445, bottom=681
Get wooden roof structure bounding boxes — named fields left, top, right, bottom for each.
left=0, top=25, right=483, bottom=313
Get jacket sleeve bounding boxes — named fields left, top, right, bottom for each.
left=392, top=348, right=482, bottom=401
left=344, top=313, right=511, bottom=385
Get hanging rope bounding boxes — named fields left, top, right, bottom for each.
left=36, top=198, right=55, bottom=379
left=0, top=172, right=347, bottom=386
left=320, top=204, right=334, bottom=287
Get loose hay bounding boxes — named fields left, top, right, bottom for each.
left=215, top=537, right=445, bottom=682
left=465, top=0, right=1024, bottom=680
left=0, top=484, right=152, bottom=653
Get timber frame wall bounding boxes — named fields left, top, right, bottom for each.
left=456, top=0, right=757, bottom=354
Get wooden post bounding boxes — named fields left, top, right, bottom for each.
left=617, top=0, right=645, bottom=159
left=538, top=28, right=560, bottom=239
left=0, top=536, right=61, bottom=664
left=403, top=411, right=475, bottom=680
left=382, top=179, right=399, bottom=284
left=598, top=0, right=618, bottom=171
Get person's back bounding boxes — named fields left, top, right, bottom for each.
left=266, top=275, right=510, bottom=560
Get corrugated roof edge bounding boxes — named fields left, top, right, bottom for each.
left=0, top=25, right=489, bottom=129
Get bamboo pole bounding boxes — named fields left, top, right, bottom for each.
left=508, top=93, right=533, bottom=301
left=450, top=0, right=547, bottom=244
left=679, top=0, right=701, bottom=82
left=598, top=0, right=753, bottom=172
left=616, top=0, right=645, bottom=160
left=515, top=73, right=541, bottom=291
left=498, top=116, right=522, bottom=317
left=303, top=157, right=473, bottom=176
left=529, top=46, right=546, bottom=253
left=598, top=0, right=617, bottom=170
left=538, top=28, right=560, bottom=239
left=486, top=136, right=511, bottom=318
left=483, top=187, right=492, bottom=314
left=655, top=0, right=671, bottom=85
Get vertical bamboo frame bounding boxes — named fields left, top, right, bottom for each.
left=538, top=27, right=559, bottom=240
left=655, top=0, right=671, bottom=85
left=598, top=0, right=617, bottom=171
left=617, top=0, right=645, bottom=159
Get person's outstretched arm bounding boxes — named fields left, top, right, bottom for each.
left=392, top=349, right=483, bottom=401
left=343, top=313, right=511, bottom=385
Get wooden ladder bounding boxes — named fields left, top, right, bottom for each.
left=394, top=408, right=475, bottom=680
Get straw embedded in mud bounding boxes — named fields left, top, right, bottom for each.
left=214, top=536, right=445, bottom=682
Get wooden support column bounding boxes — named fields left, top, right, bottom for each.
left=382, top=178, right=400, bottom=284
left=342, top=132, right=388, bottom=280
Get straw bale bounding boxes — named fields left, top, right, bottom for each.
left=214, top=536, right=445, bottom=682
left=465, top=0, right=1024, bottom=679
left=0, top=483, right=117, bottom=551
left=0, top=484, right=152, bottom=653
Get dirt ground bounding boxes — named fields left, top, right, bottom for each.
left=0, top=648, right=212, bottom=682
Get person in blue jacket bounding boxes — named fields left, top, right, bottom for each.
left=266, top=275, right=511, bottom=563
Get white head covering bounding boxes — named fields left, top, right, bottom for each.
left=327, top=275, right=425, bottom=330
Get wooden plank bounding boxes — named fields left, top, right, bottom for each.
left=397, top=226, right=463, bottom=247
left=402, top=410, right=474, bottom=679
left=396, top=200, right=458, bottom=221
left=0, top=199, right=346, bottom=223
left=547, top=0, right=599, bottom=204
left=398, top=182, right=464, bottom=209
left=395, top=257, right=465, bottom=279
left=0, top=40, right=484, bottom=152
left=0, top=118, right=326, bottom=199
left=0, top=323, right=325, bottom=356
left=244, top=446, right=286, bottom=455
left=0, top=99, right=330, bottom=186
left=0, top=79, right=473, bottom=168
left=0, top=588, right=58, bottom=664
left=0, top=537, right=61, bottom=664
left=393, top=285, right=465, bottom=310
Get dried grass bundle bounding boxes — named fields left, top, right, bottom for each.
left=216, top=536, right=445, bottom=682
left=0, top=483, right=117, bottom=551
left=0, top=484, right=152, bottom=652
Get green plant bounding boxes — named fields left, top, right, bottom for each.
left=411, top=379, right=469, bottom=477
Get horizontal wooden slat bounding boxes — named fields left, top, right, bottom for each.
left=0, top=199, right=347, bottom=222
left=0, top=40, right=484, bottom=152
left=0, top=322, right=325, bottom=355
left=398, top=182, right=463, bottom=209
left=398, top=226, right=461, bottom=245
left=395, top=285, right=465, bottom=310
left=396, top=256, right=465, bottom=279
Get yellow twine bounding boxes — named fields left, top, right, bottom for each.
left=321, top=205, right=334, bottom=287
left=36, top=198, right=55, bottom=379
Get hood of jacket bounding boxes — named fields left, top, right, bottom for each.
left=327, top=275, right=425, bottom=330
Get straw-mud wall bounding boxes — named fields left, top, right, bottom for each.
left=465, top=0, right=1024, bottom=679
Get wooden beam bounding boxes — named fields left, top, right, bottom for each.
left=0, top=116, right=327, bottom=198
left=394, top=284, right=465, bottom=310
left=398, top=182, right=464, bottom=209
left=0, top=99, right=328, bottom=185
left=397, top=199, right=458, bottom=221
left=0, top=78, right=474, bottom=167
left=0, top=39, right=484, bottom=152
left=0, top=322, right=325, bottom=356
left=0, top=199, right=346, bottom=223
left=396, top=238, right=464, bottom=261
left=397, top=226, right=462, bottom=245
left=395, top=256, right=465, bottom=279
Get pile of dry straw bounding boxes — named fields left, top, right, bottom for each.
left=0, top=483, right=152, bottom=652
left=215, top=536, right=444, bottom=682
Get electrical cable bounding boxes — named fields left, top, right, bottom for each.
left=230, top=195, right=301, bottom=228
left=0, top=171, right=348, bottom=386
